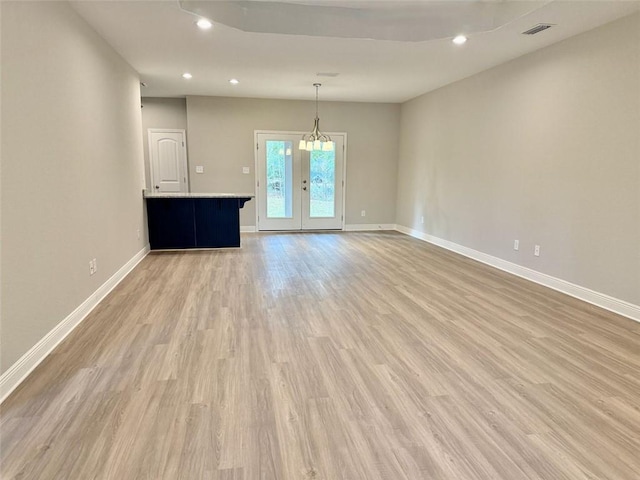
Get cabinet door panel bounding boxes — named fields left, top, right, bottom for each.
left=147, top=199, right=196, bottom=249
left=194, top=199, right=240, bottom=248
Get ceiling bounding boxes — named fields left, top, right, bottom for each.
left=70, top=0, right=640, bottom=103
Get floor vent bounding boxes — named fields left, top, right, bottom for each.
left=522, top=24, right=554, bottom=35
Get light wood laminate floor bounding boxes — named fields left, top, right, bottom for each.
left=1, top=232, right=639, bottom=479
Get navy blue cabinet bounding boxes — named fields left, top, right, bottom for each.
left=145, top=196, right=251, bottom=250
left=194, top=198, right=240, bottom=248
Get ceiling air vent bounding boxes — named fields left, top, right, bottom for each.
left=522, top=24, right=554, bottom=35
left=316, top=72, right=340, bottom=78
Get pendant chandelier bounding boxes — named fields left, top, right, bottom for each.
left=299, top=83, right=334, bottom=152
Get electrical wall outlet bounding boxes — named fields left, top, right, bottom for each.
left=89, top=258, right=97, bottom=275
left=195, top=166, right=204, bottom=174
left=514, top=239, right=519, bottom=251
left=137, top=229, right=141, bottom=240
left=534, top=245, right=540, bottom=257
left=242, top=166, right=250, bottom=174
left=361, top=210, right=366, bottom=217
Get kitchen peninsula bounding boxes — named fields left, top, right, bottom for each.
left=143, top=192, right=254, bottom=250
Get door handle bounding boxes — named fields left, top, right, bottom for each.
left=155, top=185, right=160, bottom=189
left=303, top=180, right=307, bottom=184
left=302, top=187, right=307, bottom=191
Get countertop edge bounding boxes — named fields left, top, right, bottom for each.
left=143, top=191, right=255, bottom=199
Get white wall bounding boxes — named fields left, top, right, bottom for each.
left=1, top=1, right=147, bottom=373
left=185, top=96, right=400, bottom=227
left=396, top=13, right=640, bottom=306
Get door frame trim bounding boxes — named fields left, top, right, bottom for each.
left=254, top=130, right=347, bottom=232
left=148, top=128, right=189, bottom=193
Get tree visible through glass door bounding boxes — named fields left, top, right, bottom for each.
left=309, top=149, right=336, bottom=218
left=265, top=140, right=293, bottom=218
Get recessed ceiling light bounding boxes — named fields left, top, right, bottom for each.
left=182, top=72, right=192, bottom=79
left=229, top=78, right=239, bottom=85
left=453, top=35, right=467, bottom=45
left=196, top=18, right=212, bottom=30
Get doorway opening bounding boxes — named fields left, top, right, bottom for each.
left=255, top=131, right=346, bottom=231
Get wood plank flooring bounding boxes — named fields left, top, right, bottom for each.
left=1, top=231, right=639, bottom=479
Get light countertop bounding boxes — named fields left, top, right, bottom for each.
left=143, top=191, right=254, bottom=199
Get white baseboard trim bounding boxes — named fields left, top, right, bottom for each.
left=395, top=225, right=640, bottom=323
left=247, top=225, right=396, bottom=233
left=0, top=245, right=150, bottom=404
left=345, top=223, right=396, bottom=231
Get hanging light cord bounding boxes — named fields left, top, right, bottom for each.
left=299, top=83, right=333, bottom=151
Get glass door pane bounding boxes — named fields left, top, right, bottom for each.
left=309, top=150, right=335, bottom=218
left=266, top=141, right=293, bottom=218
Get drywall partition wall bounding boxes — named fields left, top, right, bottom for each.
left=396, top=12, right=640, bottom=307
left=141, top=97, right=188, bottom=191
left=1, top=1, right=147, bottom=373
left=186, top=96, right=400, bottom=227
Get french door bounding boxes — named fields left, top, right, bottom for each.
left=256, top=132, right=345, bottom=231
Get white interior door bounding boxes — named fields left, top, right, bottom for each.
left=149, top=129, right=188, bottom=193
left=256, top=132, right=344, bottom=231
